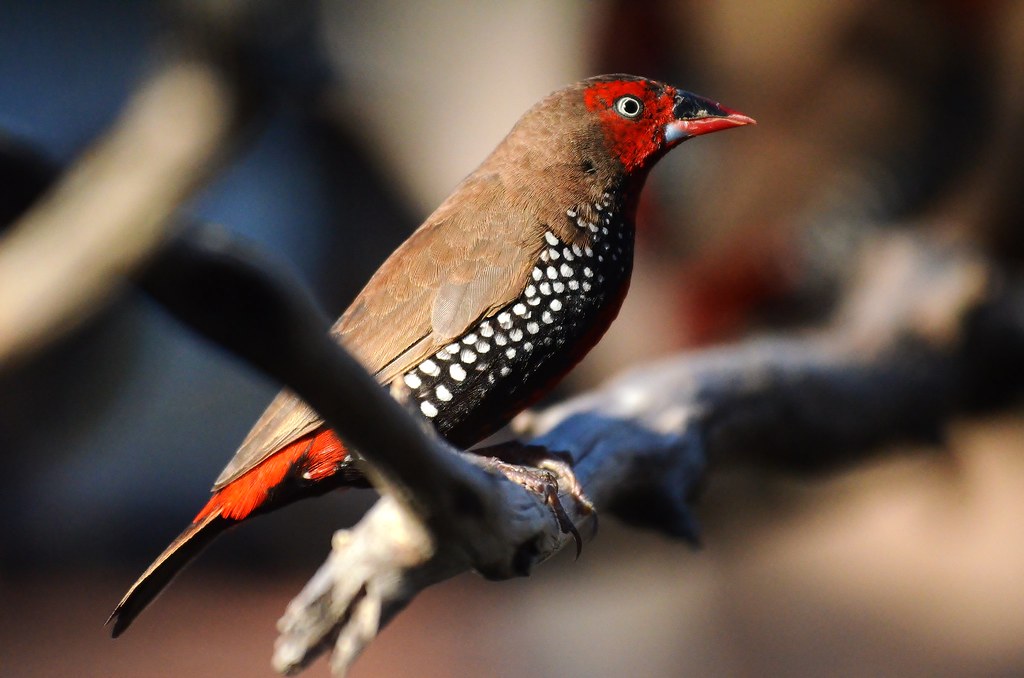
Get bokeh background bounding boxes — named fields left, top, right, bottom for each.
left=3, top=1, right=1024, bottom=676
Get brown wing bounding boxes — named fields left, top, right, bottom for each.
left=212, top=173, right=543, bottom=490
left=213, top=389, right=315, bottom=488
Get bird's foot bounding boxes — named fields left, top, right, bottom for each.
left=475, top=441, right=594, bottom=557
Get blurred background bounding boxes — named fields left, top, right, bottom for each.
left=3, top=0, right=1024, bottom=676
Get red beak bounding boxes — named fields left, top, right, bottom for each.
left=664, top=91, right=755, bottom=144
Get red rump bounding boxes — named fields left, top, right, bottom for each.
left=583, top=79, right=677, bottom=173
left=194, top=429, right=347, bottom=522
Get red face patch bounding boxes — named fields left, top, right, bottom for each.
left=583, top=79, right=678, bottom=173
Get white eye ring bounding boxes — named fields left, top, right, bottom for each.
left=614, top=95, right=643, bottom=119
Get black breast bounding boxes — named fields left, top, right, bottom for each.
left=400, top=192, right=634, bottom=447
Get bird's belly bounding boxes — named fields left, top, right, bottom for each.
left=399, top=221, right=634, bottom=448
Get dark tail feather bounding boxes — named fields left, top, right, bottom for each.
left=107, top=511, right=229, bottom=637
left=108, top=430, right=355, bottom=636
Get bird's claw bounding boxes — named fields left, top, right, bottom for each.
left=476, top=441, right=594, bottom=557
left=541, top=479, right=584, bottom=558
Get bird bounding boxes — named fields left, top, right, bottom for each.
left=108, top=74, right=753, bottom=636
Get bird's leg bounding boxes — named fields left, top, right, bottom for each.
left=471, top=441, right=595, bottom=557
left=484, top=442, right=593, bottom=509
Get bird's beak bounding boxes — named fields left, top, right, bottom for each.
left=664, top=91, right=756, bottom=145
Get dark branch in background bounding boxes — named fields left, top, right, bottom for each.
left=0, top=63, right=244, bottom=367
left=0, top=0, right=325, bottom=369
left=0, top=14, right=249, bottom=368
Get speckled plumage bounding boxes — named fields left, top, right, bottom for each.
left=109, top=75, right=753, bottom=637
left=402, top=191, right=633, bottom=446
left=218, top=77, right=669, bottom=486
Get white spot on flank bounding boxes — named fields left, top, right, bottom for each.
left=539, top=282, right=551, bottom=295
left=532, top=268, right=543, bottom=281
left=541, top=311, right=553, bottom=324
left=420, top=401, right=438, bottom=417
left=583, top=267, right=594, bottom=278
left=513, top=303, right=527, bottom=316
left=582, top=281, right=592, bottom=292
left=549, top=248, right=560, bottom=261
left=560, top=263, right=573, bottom=277
left=500, top=366, right=511, bottom=376
left=572, top=243, right=583, bottom=257
left=544, top=231, right=559, bottom=246
left=568, top=279, right=579, bottom=290
left=404, top=373, right=422, bottom=389
left=495, top=333, right=508, bottom=346
left=461, top=348, right=477, bottom=363
left=550, top=299, right=562, bottom=311
left=562, top=248, right=574, bottom=261
left=420, top=360, right=439, bottom=376
left=510, top=328, right=524, bottom=342
left=546, top=266, right=558, bottom=279
left=588, top=223, right=599, bottom=233
left=567, top=208, right=577, bottom=218
left=476, top=341, right=490, bottom=353
left=447, top=343, right=460, bottom=354
left=601, top=226, right=609, bottom=235
left=527, top=296, right=540, bottom=306
left=463, top=333, right=477, bottom=344
left=480, top=322, right=494, bottom=337
left=527, top=322, right=539, bottom=334
left=435, top=385, right=452, bottom=401
left=498, top=312, right=513, bottom=329
left=584, top=246, right=593, bottom=257
left=524, top=341, right=534, bottom=351
left=505, top=347, right=516, bottom=359
left=449, top=364, right=467, bottom=381
left=553, top=281, right=565, bottom=293
left=525, top=285, right=536, bottom=297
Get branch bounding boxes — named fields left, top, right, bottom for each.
left=274, top=234, right=1021, bottom=676
left=134, top=220, right=1021, bottom=676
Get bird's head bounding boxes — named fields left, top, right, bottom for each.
left=580, top=75, right=755, bottom=174
left=481, top=74, right=753, bottom=211
left=495, top=75, right=753, bottom=189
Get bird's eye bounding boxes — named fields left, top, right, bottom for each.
left=614, top=95, right=643, bottom=119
